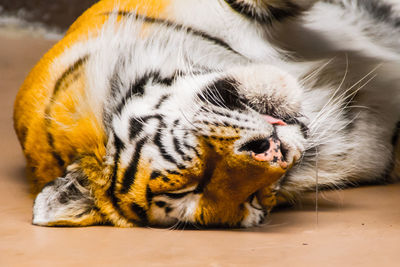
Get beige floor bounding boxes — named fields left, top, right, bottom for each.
left=0, top=34, right=399, bottom=267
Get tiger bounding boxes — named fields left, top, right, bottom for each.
left=13, top=0, right=400, bottom=228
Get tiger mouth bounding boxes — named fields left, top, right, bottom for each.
left=148, top=184, right=277, bottom=228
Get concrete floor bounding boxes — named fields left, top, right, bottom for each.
left=1, top=34, right=399, bottom=267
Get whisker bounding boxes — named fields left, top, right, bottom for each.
left=309, top=64, right=379, bottom=131
left=307, top=66, right=379, bottom=150
left=300, top=59, right=335, bottom=85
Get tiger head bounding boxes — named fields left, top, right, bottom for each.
left=33, top=64, right=307, bottom=228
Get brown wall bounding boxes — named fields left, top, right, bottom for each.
left=0, top=0, right=98, bottom=29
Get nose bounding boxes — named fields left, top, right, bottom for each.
left=240, top=137, right=288, bottom=169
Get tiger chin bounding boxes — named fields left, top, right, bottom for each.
left=14, top=0, right=400, bottom=228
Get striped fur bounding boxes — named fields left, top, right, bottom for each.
left=14, top=0, right=400, bottom=228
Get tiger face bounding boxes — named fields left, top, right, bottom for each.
left=31, top=63, right=307, bottom=228
left=101, top=64, right=307, bottom=227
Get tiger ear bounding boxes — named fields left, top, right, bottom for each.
left=32, top=164, right=106, bottom=227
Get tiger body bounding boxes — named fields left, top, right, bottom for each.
left=14, top=0, right=400, bottom=227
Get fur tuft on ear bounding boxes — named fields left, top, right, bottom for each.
left=32, top=164, right=106, bottom=226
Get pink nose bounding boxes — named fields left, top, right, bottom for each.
left=252, top=138, right=288, bottom=169
left=262, top=115, right=286, bottom=126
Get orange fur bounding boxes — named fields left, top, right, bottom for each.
left=14, top=0, right=171, bottom=194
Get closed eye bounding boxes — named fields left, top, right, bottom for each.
left=161, top=185, right=198, bottom=199
left=164, top=191, right=193, bottom=199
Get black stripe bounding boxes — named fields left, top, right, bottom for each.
left=115, top=74, right=149, bottom=115
left=53, top=56, right=88, bottom=96
left=182, top=142, right=201, bottom=158
left=152, top=71, right=177, bottom=86
left=164, top=191, right=193, bottom=199
left=193, top=154, right=219, bottom=194
left=166, top=170, right=181, bottom=175
left=199, top=77, right=246, bottom=112
left=105, top=11, right=242, bottom=57
left=129, top=115, right=163, bottom=140
left=129, top=76, right=146, bottom=96
left=115, top=72, right=177, bottom=115
left=131, top=202, right=148, bottom=223
left=285, top=117, right=309, bottom=138
left=129, top=118, right=144, bottom=140
left=171, top=119, right=188, bottom=159
left=44, top=55, right=89, bottom=167
left=120, top=138, right=147, bottom=194
left=146, top=186, right=154, bottom=204
left=44, top=123, right=64, bottom=167
left=46, top=126, right=65, bottom=167
left=51, top=150, right=65, bottom=167
left=207, top=136, right=238, bottom=141
left=224, top=0, right=301, bottom=24
left=106, top=133, right=130, bottom=223
left=154, top=94, right=170, bottom=109
left=154, top=120, right=185, bottom=169
left=150, top=171, right=162, bottom=180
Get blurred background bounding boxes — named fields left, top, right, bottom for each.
left=0, top=0, right=97, bottom=30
